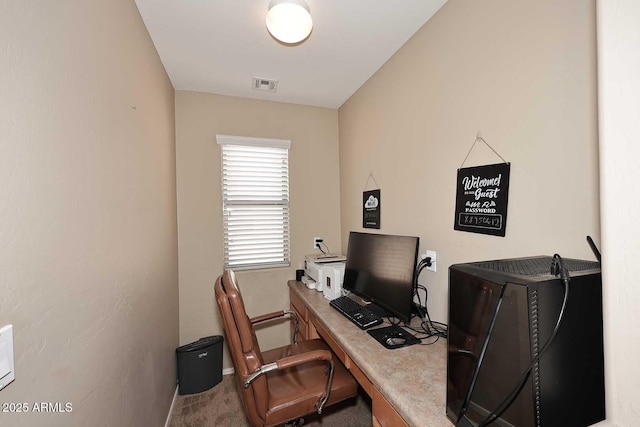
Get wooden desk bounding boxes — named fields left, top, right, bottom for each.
left=288, top=281, right=451, bottom=427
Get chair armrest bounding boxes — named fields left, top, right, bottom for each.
left=275, top=349, right=332, bottom=370
left=250, top=310, right=286, bottom=324
left=243, top=349, right=335, bottom=414
left=250, top=310, right=299, bottom=344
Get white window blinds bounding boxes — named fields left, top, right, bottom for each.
left=217, top=135, right=291, bottom=270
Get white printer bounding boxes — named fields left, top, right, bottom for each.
left=303, top=255, right=345, bottom=300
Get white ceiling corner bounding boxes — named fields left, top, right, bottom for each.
left=134, top=0, right=448, bottom=109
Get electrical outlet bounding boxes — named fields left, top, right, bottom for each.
left=421, top=250, right=437, bottom=272
left=313, top=237, right=323, bottom=250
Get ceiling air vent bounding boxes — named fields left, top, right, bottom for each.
left=252, top=77, right=278, bottom=93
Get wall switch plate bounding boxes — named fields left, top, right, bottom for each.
left=0, top=325, right=15, bottom=391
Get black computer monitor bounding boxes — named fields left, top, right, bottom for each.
left=343, top=231, right=419, bottom=321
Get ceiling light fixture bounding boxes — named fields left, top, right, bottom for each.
left=266, top=0, right=313, bottom=44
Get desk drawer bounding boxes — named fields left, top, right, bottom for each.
left=290, top=303, right=309, bottom=341
left=310, top=317, right=347, bottom=364
left=373, top=388, right=410, bottom=427
left=289, top=289, right=308, bottom=322
left=347, top=358, right=374, bottom=397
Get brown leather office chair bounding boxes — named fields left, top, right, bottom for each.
left=215, top=270, right=358, bottom=427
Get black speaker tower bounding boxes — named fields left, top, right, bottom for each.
left=447, top=256, right=605, bottom=427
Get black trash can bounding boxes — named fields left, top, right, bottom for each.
left=176, top=335, right=224, bottom=395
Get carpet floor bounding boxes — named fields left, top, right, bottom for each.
left=169, top=374, right=372, bottom=427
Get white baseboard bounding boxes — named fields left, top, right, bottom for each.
left=223, top=367, right=235, bottom=376
left=164, top=385, right=179, bottom=427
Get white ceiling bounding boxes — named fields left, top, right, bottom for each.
left=134, top=0, right=447, bottom=109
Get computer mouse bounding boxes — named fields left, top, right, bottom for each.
left=384, top=335, right=407, bottom=346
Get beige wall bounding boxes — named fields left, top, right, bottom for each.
left=339, top=0, right=599, bottom=324
left=175, top=91, right=341, bottom=369
left=597, top=1, right=640, bottom=426
left=0, top=1, right=178, bottom=426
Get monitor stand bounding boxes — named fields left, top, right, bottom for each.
left=366, top=302, right=394, bottom=319
left=346, top=294, right=394, bottom=318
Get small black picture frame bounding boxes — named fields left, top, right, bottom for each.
left=363, top=189, right=381, bottom=229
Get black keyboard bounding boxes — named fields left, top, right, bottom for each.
left=329, top=296, right=383, bottom=330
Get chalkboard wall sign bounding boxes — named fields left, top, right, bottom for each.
left=454, top=163, right=510, bottom=237
left=363, top=189, right=381, bottom=229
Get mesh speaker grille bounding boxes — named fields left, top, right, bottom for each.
left=471, top=256, right=600, bottom=276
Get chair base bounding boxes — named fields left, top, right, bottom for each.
left=284, top=417, right=304, bottom=427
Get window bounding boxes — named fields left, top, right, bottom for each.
left=216, top=135, right=291, bottom=270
